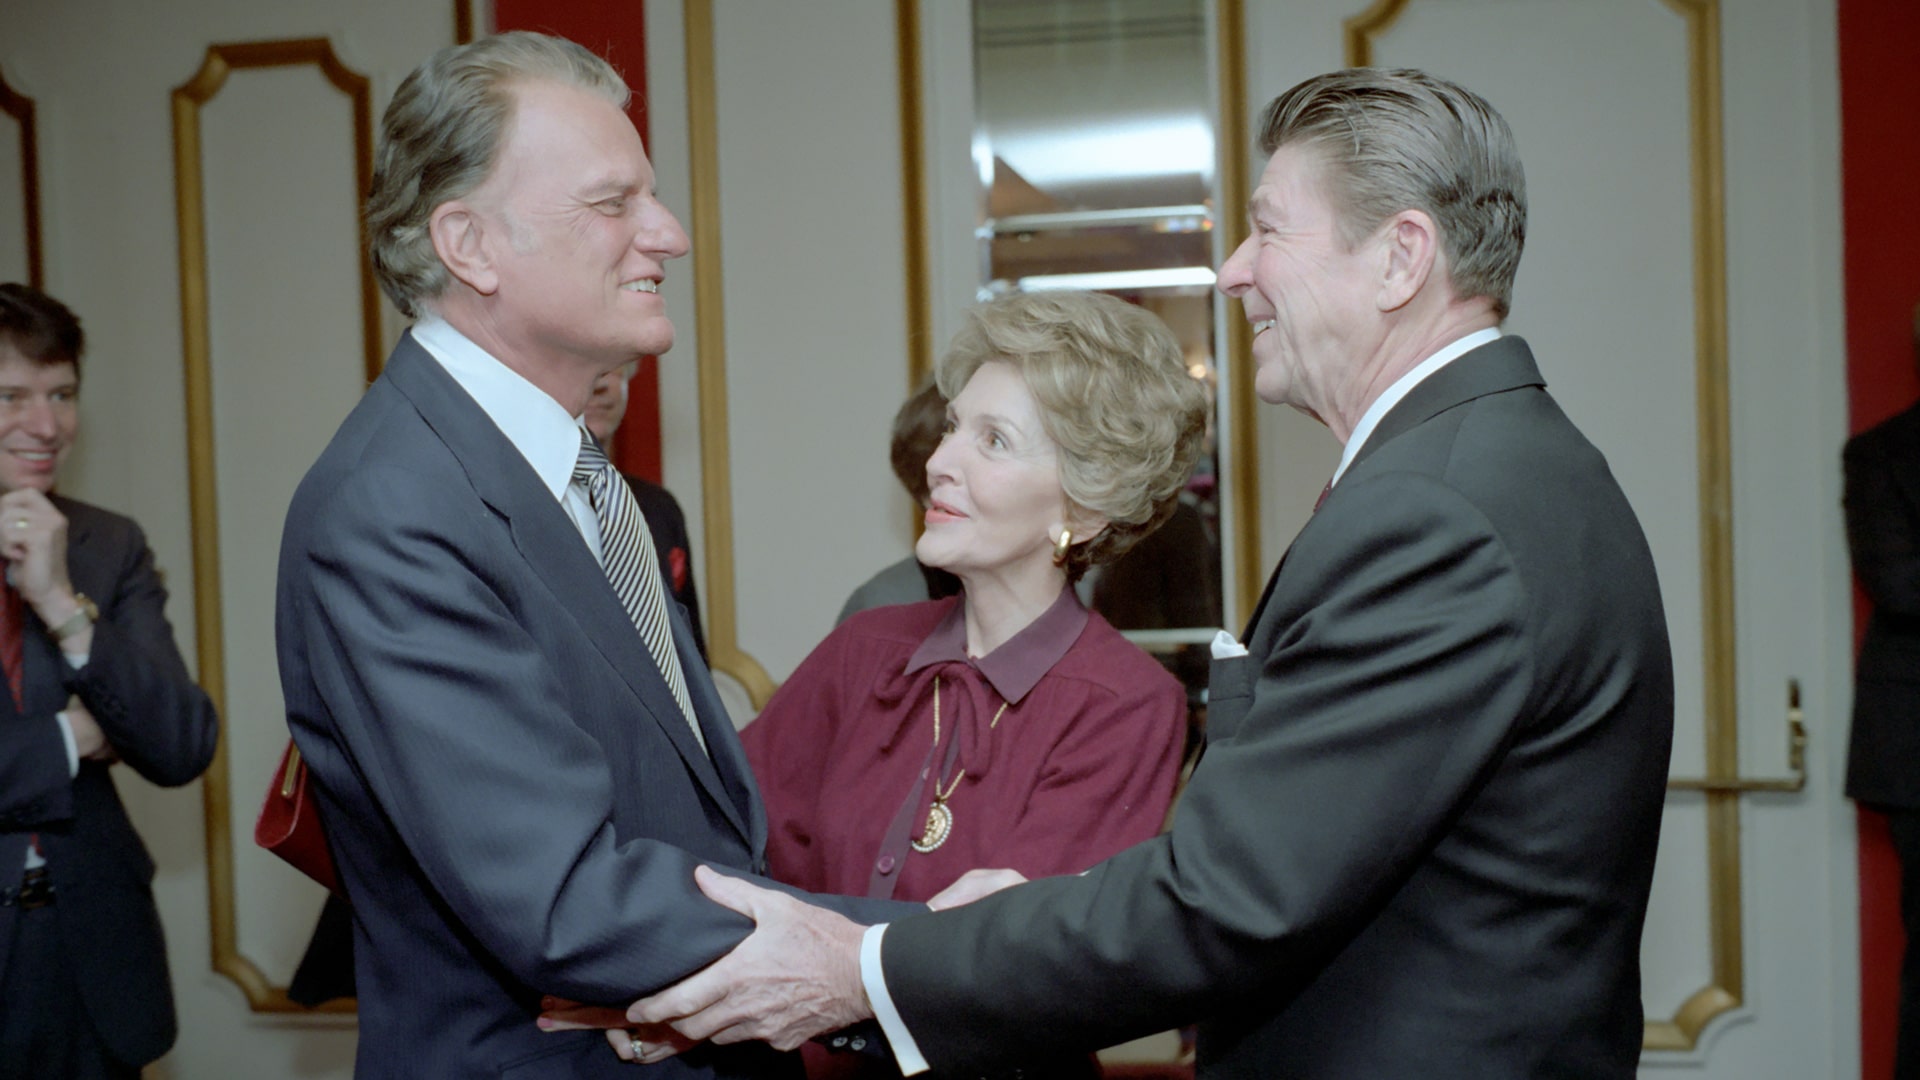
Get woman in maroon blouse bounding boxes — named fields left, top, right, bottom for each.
left=740, top=290, right=1209, bottom=1075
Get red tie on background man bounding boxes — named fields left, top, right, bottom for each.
left=1, top=577, right=38, bottom=860
left=0, top=578, right=26, bottom=710
left=1314, top=481, right=1333, bottom=513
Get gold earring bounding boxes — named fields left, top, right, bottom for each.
left=1051, top=529, right=1073, bottom=567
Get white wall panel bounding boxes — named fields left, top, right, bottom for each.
left=0, top=105, right=27, bottom=283
left=711, top=0, right=915, bottom=679
left=199, top=58, right=370, bottom=988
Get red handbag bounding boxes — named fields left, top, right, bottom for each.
left=254, top=739, right=341, bottom=895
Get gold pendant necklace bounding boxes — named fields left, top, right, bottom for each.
left=910, top=676, right=1008, bottom=854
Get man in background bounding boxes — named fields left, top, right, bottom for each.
left=0, top=283, right=218, bottom=1079
left=836, top=379, right=957, bottom=624
left=584, top=361, right=706, bottom=660
left=1844, top=301, right=1920, bottom=1080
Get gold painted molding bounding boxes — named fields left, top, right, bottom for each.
left=175, top=37, right=375, bottom=1013
left=0, top=65, right=43, bottom=288
left=1344, top=0, right=1739, bottom=1053
left=896, top=0, right=933, bottom=392
left=684, top=0, right=776, bottom=710
left=1215, top=0, right=1259, bottom=622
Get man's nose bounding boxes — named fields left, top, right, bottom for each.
left=1217, top=236, right=1254, bottom=297
left=19, top=400, right=57, bottom=439
left=642, top=206, right=691, bottom=260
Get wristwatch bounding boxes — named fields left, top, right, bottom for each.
left=50, top=594, right=97, bottom=642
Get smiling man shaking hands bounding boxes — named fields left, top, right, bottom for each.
left=274, top=33, right=903, bottom=1080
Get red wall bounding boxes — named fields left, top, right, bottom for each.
left=491, top=0, right=664, bottom=484
left=1840, top=1, right=1920, bottom=1076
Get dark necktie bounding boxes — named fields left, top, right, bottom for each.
left=571, top=430, right=705, bottom=753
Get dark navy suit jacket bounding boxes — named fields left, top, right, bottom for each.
left=276, top=335, right=897, bottom=1079
left=0, top=497, right=217, bottom=1067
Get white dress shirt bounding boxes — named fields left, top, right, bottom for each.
left=858, top=325, right=1505, bottom=1075
left=410, top=317, right=602, bottom=557
left=1330, top=327, right=1503, bottom=488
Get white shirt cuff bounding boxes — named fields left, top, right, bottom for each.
left=55, top=711, right=78, bottom=778
left=860, top=923, right=931, bottom=1076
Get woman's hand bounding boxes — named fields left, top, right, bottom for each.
left=538, top=997, right=696, bottom=1065
left=926, top=867, right=1027, bottom=910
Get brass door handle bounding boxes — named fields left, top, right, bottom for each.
left=1667, top=679, right=1806, bottom=793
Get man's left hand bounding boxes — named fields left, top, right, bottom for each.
left=628, top=865, right=873, bottom=1050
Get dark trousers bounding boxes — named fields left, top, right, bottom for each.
left=0, top=900, right=138, bottom=1080
left=1891, top=809, right=1920, bottom=1080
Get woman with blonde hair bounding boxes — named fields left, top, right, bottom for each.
left=741, top=290, right=1208, bottom=1074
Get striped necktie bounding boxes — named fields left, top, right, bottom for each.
left=571, top=430, right=705, bottom=753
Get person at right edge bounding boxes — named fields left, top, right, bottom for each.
left=1844, top=301, right=1920, bottom=1080
left=609, top=67, right=1678, bottom=1080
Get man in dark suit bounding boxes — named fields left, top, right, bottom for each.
left=275, top=32, right=894, bottom=1079
left=1844, top=301, right=1920, bottom=1080
left=623, top=68, right=1676, bottom=1080
left=0, top=283, right=218, bottom=1078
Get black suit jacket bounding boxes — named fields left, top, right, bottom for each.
left=0, top=496, right=218, bottom=1066
left=276, top=335, right=899, bottom=1079
left=1844, top=400, right=1920, bottom=808
left=879, top=337, right=1674, bottom=1079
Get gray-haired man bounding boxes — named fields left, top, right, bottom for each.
left=275, top=32, right=895, bottom=1078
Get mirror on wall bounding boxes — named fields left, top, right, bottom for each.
left=970, top=0, right=1224, bottom=710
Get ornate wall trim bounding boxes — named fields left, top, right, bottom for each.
left=175, top=37, right=375, bottom=1012
left=1215, top=0, right=1259, bottom=621
left=1343, top=0, right=1738, bottom=1052
left=896, top=0, right=933, bottom=392
left=0, top=66, right=43, bottom=288
left=684, top=0, right=776, bottom=708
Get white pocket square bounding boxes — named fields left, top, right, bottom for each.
left=1211, top=630, right=1248, bottom=659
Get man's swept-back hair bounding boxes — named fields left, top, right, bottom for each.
left=0, top=283, right=84, bottom=379
left=366, top=31, right=629, bottom=318
left=1258, top=67, right=1527, bottom=317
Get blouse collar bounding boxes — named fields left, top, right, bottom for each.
left=904, top=586, right=1090, bottom=705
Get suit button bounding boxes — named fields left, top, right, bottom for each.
left=876, top=855, right=896, bottom=874
left=830, top=1036, right=849, bottom=1049
left=849, top=1037, right=867, bottom=1052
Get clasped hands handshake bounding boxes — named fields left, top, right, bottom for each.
left=537, top=864, right=1027, bottom=1065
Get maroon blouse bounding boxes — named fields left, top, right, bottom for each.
left=741, top=589, right=1187, bottom=903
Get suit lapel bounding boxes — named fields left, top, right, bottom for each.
left=382, top=337, right=750, bottom=843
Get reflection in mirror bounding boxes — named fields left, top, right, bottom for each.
left=971, top=0, right=1222, bottom=717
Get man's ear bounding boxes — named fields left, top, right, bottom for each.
left=429, top=201, right=499, bottom=297
left=1377, top=209, right=1438, bottom=312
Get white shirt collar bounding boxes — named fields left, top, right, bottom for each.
left=1330, top=327, right=1504, bottom=487
left=410, top=316, right=587, bottom=502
